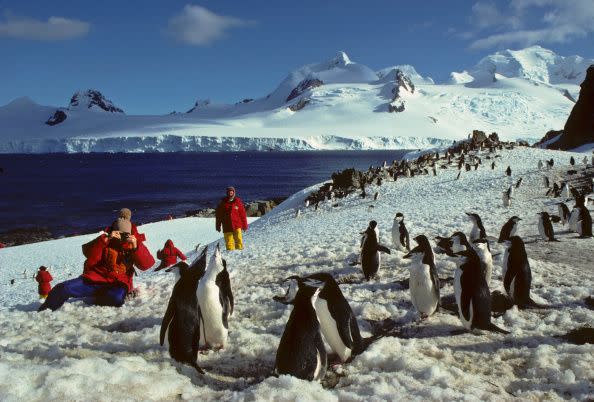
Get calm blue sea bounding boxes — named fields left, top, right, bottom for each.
left=0, top=151, right=408, bottom=236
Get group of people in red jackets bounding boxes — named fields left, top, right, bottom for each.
left=37, top=187, right=248, bottom=311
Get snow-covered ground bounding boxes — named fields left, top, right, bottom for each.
left=1, top=46, right=590, bottom=153
left=0, top=146, right=593, bottom=401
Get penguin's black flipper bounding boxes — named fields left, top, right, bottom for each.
left=160, top=294, right=176, bottom=346
left=216, top=259, right=234, bottom=318
left=377, top=245, right=391, bottom=254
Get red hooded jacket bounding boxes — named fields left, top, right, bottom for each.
left=216, top=196, right=248, bottom=233
left=157, top=239, right=187, bottom=268
left=81, top=223, right=155, bottom=291
left=35, top=269, right=53, bottom=295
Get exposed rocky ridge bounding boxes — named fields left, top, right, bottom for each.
left=388, top=69, right=415, bottom=113
left=69, top=89, right=124, bottom=113
left=537, top=65, right=594, bottom=150
left=45, top=110, right=67, bottom=126
left=186, top=197, right=287, bottom=218
left=286, top=78, right=324, bottom=102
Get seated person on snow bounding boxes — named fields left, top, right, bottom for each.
left=156, top=239, right=187, bottom=270
left=39, top=208, right=155, bottom=311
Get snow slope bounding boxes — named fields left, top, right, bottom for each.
left=0, top=147, right=592, bottom=401
left=0, top=46, right=588, bottom=153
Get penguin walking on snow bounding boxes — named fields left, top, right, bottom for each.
left=556, top=203, right=571, bottom=226
left=403, top=240, right=440, bottom=318
left=442, top=232, right=509, bottom=334
left=275, top=273, right=364, bottom=363
left=537, top=212, right=557, bottom=241
left=391, top=212, right=410, bottom=251
left=160, top=248, right=208, bottom=373
left=466, top=212, right=487, bottom=241
left=197, top=244, right=234, bottom=349
left=515, top=177, right=523, bottom=188
left=361, top=220, right=391, bottom=280
left=502, top=236, right=543, bottom=309
left=502, top=187, right=512, bottom=207
left=498, top=216, right=521, bottom=243
left=274, top=278, right=327, bottom=381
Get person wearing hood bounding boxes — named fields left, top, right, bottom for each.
left=35, top=266, right=53, bottom=299
left=39, top=208, right=155, bottom=311
left=156, top=239, right=187, bottom=269
left=215, top=186, right=248, bottom=250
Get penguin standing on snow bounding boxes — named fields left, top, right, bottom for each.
left=391, top=212, right=410, bottom=251
left=274, top=278, right=327, bottom=381
left=505, top=166, right=512, bottom=177
left=538, top=160, right=543, bottom=170
left=160, top=248, right=208, bottom=373
left=576, top=206, right=593, bottom=238
left=498, top=216, right=521, bottom=243
left=361, top=220, right=391, bottom=280
left=501, top=236, right=542, bottom=309
left=466, top=212, right=487, bottom=241
left=570, top=156, right=575, bottom=166
left=542, top=176, right=550, bottom=188
left=403, top=240, right=440, bottom=318
left=471, top=238, right=494, bottom=287
left=515, top=177, right=523, bottom=188
left=197, top=244, right=234, bottom=349
left=537, top=212, right=557, bottom=241
left=502, top=187, right=512, bottom=207
left=440, top=232, right=509, bottom=334
left=556, top=202, right=571, bottom=226
left=275, top=273, right=364, bottom=363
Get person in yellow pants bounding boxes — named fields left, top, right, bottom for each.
left=216, top=187, right=248, bottom=250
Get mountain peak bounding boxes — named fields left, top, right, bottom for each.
left=68, top=89, right=124, bottom=113
left=329, top=51, right=351, bottom=67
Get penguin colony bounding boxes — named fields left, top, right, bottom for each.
left=158, top=136, right=593, bottom=383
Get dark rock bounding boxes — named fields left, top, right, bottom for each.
left=69, top=89, right=124, bottom=113
left=45, top=110, right=67, bottom=126
left=538, top=65, right=594, bottom=149
left=0, top=227, right=53, bottom=247
left=286, top=78, right=323, bottom=102
left=586, top=296, right=594, bottom=310
left=388, top=69, right=414, bottom=113
left=471, top=130, right=487, bottom=144
left=534, top=129, right=564, bottom=148
left=237, top=98, right=254, bottom=104
left=288, top=98, right=310, bottom=112
left=488, top=132, right=499, bottom=142
left=331, top=168, right=366, bottom=190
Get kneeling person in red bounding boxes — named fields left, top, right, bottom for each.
left=39, top=208, right=155, bottom=311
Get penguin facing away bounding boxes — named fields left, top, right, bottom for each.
left=275, top=273, right=364, bottom=363
left=502, top=236, right=542, bottom=308
left=576, top=206, right=593, bottom=238
left=466, top=212, right=487, bottom=241
left=537, top=212, right=557, bottom=241
left=274, top=279, right=327, bottom=381
left=160, top=248, right=208, bottom=374
left=446, top=235, right=509, bottom=334
left=556, top=203, right=571, bottom=225
left=498, top=216, right=521, bottom=243
left=361, top=220, right=391, bottom=280
left=403, top=242, right=440, bottom=318
left=197, top=244, right=234, bottom=349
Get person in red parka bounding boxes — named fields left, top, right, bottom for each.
left=35, top=266, right=53, bottom=299
left=156, top=239, right=187, bottom=269
left=215, top=186, right=248, bottom=250
left=39, top=208, right=155, bottom=311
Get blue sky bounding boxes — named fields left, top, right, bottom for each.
left=1, top=0, right=593, bottom=114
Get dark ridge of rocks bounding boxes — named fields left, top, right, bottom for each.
left=388, top=69, right=415, bottom=113
left=236, top=98, right=254, bottom=105
left=288, top=98, right=310, bottom=112
left=45, top=110, right=67, bottom=126
left=537, top=65, right=594, bottom=150
left=185, top=197, right=288, bottom=218
left=286, top=78, right=324, bottom=102
left=0, top=227, right=53, bottom=247
left=533, top=129, right=563, bottom=148
left=69, top=89, right=124, bottom=113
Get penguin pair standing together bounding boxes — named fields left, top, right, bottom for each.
left=160, top=244, right=234, bottom=373
left=274, top=273, right=365, bottom=381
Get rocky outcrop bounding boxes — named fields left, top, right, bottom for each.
left=538, top=65, right=594, bottom=150
left=388, top=69, right=415, bottom=113
left=534, top=129, right=563, bottom=148
left=185, top=198, right=287, bottom=218
left=45, top=110, right=67, bottom=126
left=286, top=78, right=323, bottom=102
left=186, top=99, right=211, bottom=113
left=0, top=227, right=53, bottom=247
left=69, top=89, right=124, bottom=113
left=288, top=98, right=310, bottom=112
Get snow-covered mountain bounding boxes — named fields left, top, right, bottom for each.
left=0, top=46, right=591, bottom=153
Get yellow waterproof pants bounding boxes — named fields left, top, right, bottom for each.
left=224, top=229, right=243, bottom=250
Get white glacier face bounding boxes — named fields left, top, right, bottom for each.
left=0, top=46, right=589, bottom=153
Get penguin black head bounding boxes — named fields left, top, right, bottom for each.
left=450, top=231, right=471, bottom=252
left=538, top=211, right=550, bottom=219
left=160, top=260, right=189, bottom=274
left=395, top=212, right=404, bottom=221
left=368, top=220, right=378, bottom=229
left=434, top=235, right=453, bottom=254
left=465, top=212, right=480, bottom=222
left=413, top=234, right=430, bottom=248
left=403, top=245, right=424, bottom=261
left=509, top=216, right=521, bottom=222
left=472, top=237, right=491, bottom=253
left=509, top=235, right=526, bottom=249
left=273, top=275, right=302, bottom=305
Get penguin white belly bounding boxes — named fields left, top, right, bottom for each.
left=569, top=210, right=579, bottom=232
left=409, top=264, right=438, bottom=316
left=501, top=248, right=509, bottom=280
left=197, top=283, right=227, bottom=347
left=470, top=226, right=479, bottom=241
left=391, top=224, right=399, bottom=249
left=510, top=225, right=518, bottom=237
left=315, top=299, right=351, bottom=362
left=577, top=219, right=584, bottom=236
left=509, top=278, right=516, bottom=300
left=538, top=220, right=546, bottom=240
left=313, top=349, right=323, bottom=381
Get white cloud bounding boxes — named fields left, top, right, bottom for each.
left=0, top=12, right=90, bottom=41
left=166, top=5, right=253, bottom=46
left=468, top=0, right=594, bottom=49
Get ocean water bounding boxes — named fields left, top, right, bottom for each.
left=0, top=151, right=408, bottom=236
